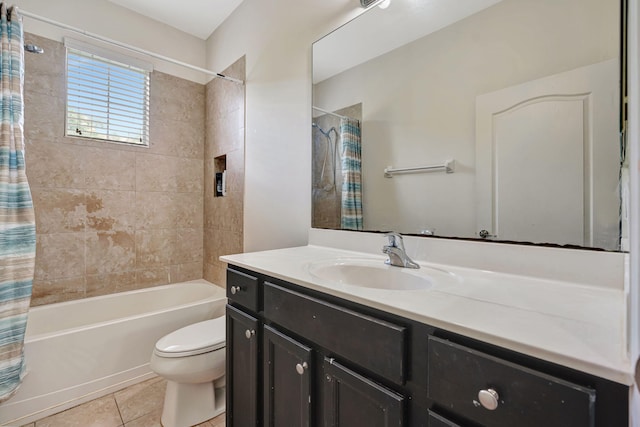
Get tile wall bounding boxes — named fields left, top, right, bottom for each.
left=203, top=58, right=246, bottom=286
left=24, top=33, right=209, bottom=305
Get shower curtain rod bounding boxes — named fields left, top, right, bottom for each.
left=312, top=106, right=354, bottom=120
left=19, top=9, right=244, bottom=85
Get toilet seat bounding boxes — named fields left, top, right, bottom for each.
left=154, top=317, right=225, bottom=358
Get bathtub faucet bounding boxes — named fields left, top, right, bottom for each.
left=382, top=232, right=420, bottom=269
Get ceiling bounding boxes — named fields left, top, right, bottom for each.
left=107, top=0, right=245, bottom=40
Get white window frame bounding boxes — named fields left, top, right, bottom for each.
left=65, top=38, right=152, bottom=147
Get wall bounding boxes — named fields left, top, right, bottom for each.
left=15, top=0, right=208, bottom=83
left=25, top=33, right=205, bottom=305
left=313, top=0, right=619, bottom=238
left=205, top=0, right=364, bottom=252
left=204, top=57, right=246, bottom=286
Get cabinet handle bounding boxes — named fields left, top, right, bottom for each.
left=245, top=329, right=255, bottom=339
left=296, top=362, right=308, bottom=375
left=478, top=388, right=500, bottom=410
left=230, top=286, right=241, bottom=295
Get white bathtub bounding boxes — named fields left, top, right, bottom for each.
left=0, top=279, right=227, bottom=426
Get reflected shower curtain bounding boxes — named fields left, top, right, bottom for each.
left=340, top=117, right=363, bottom=230
left=0, top=5, right=35, bottom=403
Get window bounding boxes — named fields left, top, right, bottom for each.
left=66, top=40, right=151, bottom=146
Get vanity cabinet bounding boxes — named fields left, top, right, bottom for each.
left=225, top=265, right=629, bottom=427
left=226, top=304, right=260, bottom=427
left=263, top=325, right=312, bottom=426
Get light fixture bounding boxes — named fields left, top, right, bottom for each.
left=360, top=0, right=391, bottom=9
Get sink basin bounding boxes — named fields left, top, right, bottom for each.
left=307, top=258, right=453, bottom=291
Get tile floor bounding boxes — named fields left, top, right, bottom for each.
left=19, top=377, right=225, bottom=427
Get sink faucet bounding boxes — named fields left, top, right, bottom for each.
left=382, top=232, right=420, bottom=269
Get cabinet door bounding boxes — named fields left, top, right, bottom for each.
left=263, top=325, right=313, bottom=427
left=323, top=357, right=404, bottom=427
left=227, top=305, right=260, bottom=427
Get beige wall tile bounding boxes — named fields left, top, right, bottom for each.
left=26, top=37, right=213, bottom=306
left=206, top=114, right=244, bottom=158
left=24, top=91, right=66, bottom=144
left=86, top=190, right=136, bottom=232
left=203, top=56, right=245, bottom=283
left=31, top=276, right=85, bottom=306
left=135, top=153, right=179, bottom=192
left=170, top=261, right=203, bottom=283
left=26, top=141, right=86, bottom=189
left=204, top=262, right=227, bottom=287
left=32, top=188, right=85, bottom=234
left=24, top=33, right=66, bottom=98
left=35, top=233, right=85, bottom=280
left=150, top=74, right=205, bottom=125
left=176, top=157, right=204, bottom=192
left=84, top=147, right=136, bottom=191
left=135, top=229, right=176, bottom=268
left=135, top=192, right=176, bottom=230
left=85, top=231, right=135, bottom=276
left=149, top=116, right=204, bottom=159
left=175, top=192, right=204, bottom=229
left=86, top=271, right=137, bottom=298
left=135, top=155, right=202, bottom=193
left=174, top=228, right=203, bottom=264
left=136, top=268, right=170, bottom=288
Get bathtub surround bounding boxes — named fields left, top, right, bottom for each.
left=0, top=280, right=226, bottom=425
left=204, top=57, right=245, bottom=287
left=0, top=6, right=37, bottom=403
left=23, top=33, right=208, bottom=306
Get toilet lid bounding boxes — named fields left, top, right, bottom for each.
left=154, top=317, right=225, bottom=358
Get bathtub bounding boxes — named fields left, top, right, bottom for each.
left=0, top=279, right=227, bottom=426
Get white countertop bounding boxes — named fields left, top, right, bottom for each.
left=221, top=244, right=633, bottom=385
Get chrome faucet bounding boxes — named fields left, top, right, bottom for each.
left=382, top=232, right=420, bottom=269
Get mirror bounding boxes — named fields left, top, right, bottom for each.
left=312, top=0, right=627, bottom=251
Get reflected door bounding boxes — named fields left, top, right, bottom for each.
left=475, top=59, right=619, bottom=247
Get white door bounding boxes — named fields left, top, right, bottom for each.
left=475, top=59, right=619, bottom=248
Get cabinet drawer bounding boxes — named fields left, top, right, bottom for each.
left=427, top=410, right=461, bottom=427
left=227, top=267, right=260, bottom=312
left=264, top=282, right=406, bottom=384
left=427, top=336, right=595, bottom=427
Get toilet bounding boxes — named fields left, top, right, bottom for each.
left=150, top=316, right=226, bottom=427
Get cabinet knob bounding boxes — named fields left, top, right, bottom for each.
left=478, top=388, right=500, bottom=410
left=296, top=362, right=309, bottom=375
left=230, top=286, right=241, bottom=295
left=245, top=329, right=255, bottom=339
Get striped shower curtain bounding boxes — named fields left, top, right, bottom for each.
left=0, top=5, right=36, bottom=403
left=340, top=117, right=363, bottom=230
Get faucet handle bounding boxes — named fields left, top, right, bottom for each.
left=384, top=232, right=404, bottom=250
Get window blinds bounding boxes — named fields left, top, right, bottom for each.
left=66, top=47, right=150, bottom=146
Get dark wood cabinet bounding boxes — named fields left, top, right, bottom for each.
left=263, top=325, right=313, bottom=427
left=322, top=357, right=404, bottom=427
left=225, top=266, right=629, bottom=427
left=227, top=305, right=261, bottom=427
left=427, top=410, right=462, bottom=427
left=427, top=336, right=595, bottom=427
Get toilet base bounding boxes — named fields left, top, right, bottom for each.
left=160, top=381, right=225, bottom=427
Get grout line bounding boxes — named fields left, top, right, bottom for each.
left=113, top=391, right=126, bottom=427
